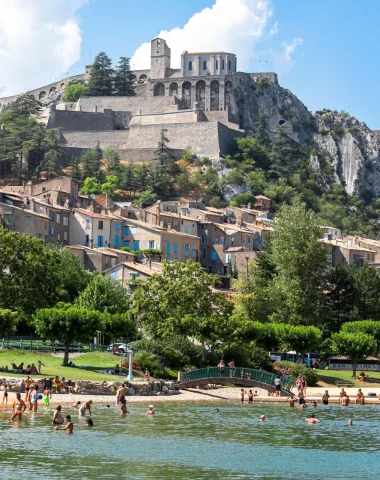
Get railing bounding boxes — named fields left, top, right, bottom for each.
left=180, top=366, right=293, bottom=391
left=0, top=337, right=110, bottom=353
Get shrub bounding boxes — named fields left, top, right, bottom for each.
left=333, top=125, right=345, bottom=137
left=200, top=157, right=211, bottom=166
left=257, top=77, right=271, bottom=88
left=273, top=361, right=318, bottom=386
left=319, top=128, right=329, bottom=136
left=229, top=192, right=256, bottom=207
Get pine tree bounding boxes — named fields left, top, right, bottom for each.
left=255, top=109, right=270, bottom=148
left=80, top=143, right=103, bottom=181
left=154, top=128, right=174, bottom=168
left=113, top=57, right=135, bottom=96
left=86, top=52, right=114, bottom=96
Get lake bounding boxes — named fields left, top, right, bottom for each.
left=0, top=401, right=379, bottom=479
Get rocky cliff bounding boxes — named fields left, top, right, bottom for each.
left=228, top=74, right=380, bottom=197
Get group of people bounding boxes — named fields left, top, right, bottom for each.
left=9, top=361, right=45, bottom=375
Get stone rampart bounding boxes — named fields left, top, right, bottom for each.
left=48, top=109, right=115, bottom=131
left=250, top=72, right=278, bottom=85
left=129, top=110, right=198, bottom=126
left=77, top=95, right=179, bottom=114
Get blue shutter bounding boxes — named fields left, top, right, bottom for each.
left=133, top=240, right=139, bottom=251
left=115, top=222, right=120, bottom=231
left=166, top=241, right=171, bottom=255
left=123, top=226, right=129, bottom=235
left=174, top=243, right=178, bottom=253
left=211, top=252, right=217, bottom=261
left=85, top=219, right=90, bottom=229
left=114, top=235, right=119, bottom=247
left=123, top=240, right=130, bottom=248
left=226, top=254, right=231, bottom=264
left=97, top=236, right=104, bottom=247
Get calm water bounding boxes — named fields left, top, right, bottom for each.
left=0, top=401, right=379, bottom=479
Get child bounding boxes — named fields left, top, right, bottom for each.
left=72, top=401, right=81, bottom=409
left=2, top=383, right=8, bottom=404
left=43, top=387, right=51, bottom=406
left=146, top=405, right=154, bottom=415
left=120, top=398, right=129, bottom=415
left=54, top=415, right=73, bottom=434
left=86, top=418, right=94, bottom=427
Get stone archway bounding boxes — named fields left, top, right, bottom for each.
left=60, top=83, right=66, bottom=90
left=225, top=81, right=232, bottom=108
left=196, top=80, right=206, bottom=110
left=153, top=82, right=165, bottom=96
left=169, top=82, right=178, bottom=96
left=139, top=74, right=147, bottom=83
left=182, top=81, right=192, bottom=108
left=210, top=80, right=220, bottom=111
left=49, top=87, right=57, bottom=94
left=39, top=91, right=46, bottom=100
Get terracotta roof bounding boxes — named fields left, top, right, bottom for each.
left=67, top=245, right=117, bottom=257
left=73, top=208, right=115, bottom=220
left=319, top=238, right=375, bottom=253
left=104, top=261, right=163, bottom=276
left=224, top=247, right=245, bottom=252
left=0, top=202, right=49, bottom=219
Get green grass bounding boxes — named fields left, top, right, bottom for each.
left=316, top=368, right=380, bottom=387
left=0, top=350, right=144, bottom=381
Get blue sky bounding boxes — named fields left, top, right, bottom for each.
left=1, top=0, right=379, bottom=128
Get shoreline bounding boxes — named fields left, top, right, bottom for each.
left=1, top=386, right=380, bottom=406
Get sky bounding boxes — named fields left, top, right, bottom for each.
left=0, top=0, right=379, bottom=128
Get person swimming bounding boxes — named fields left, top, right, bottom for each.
left=348, top=418, right=353, bottom=426
left=146, top=405, right=154, bottom=415
left=305, top=414, right=321, bottom=424
left=213, top=408, right=220, bottom=413
left=311, top=401, right=317, bottom=408
left=287, top=395, right=296, bottom=408
left=260, top=415, right=265, bottom=422
left=54, top=415, right=73, bottom=434
left=86, top=418, right=94, bottom=427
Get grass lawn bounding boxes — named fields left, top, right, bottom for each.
left=316, top=368, right=380, bottom=387
left=0, top=350, right=144, bottom=382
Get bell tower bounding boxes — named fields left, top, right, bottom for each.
left=150, top=38, right=171, bottom=79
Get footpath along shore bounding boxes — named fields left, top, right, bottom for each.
left=1, top=386, right=380, bottom=406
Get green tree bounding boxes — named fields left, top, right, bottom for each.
left=32, top=305, right=103, bottom=365
left=113, top=57, right=135, bottom=96
left=133, top=262, right=232, bottom=343
left=273, top=324, right=322, bottom=357
left=331, top=331, right=376, bottom=376
left=136, top=188, right=157, bottom=206
left=104, top=148, right=120, bottom=173
left=42, top=129, right=66, bottom=179
left=154, top=128, right=174, bottom=168
left=101, top=175, right=119, bottom=198
left=80, top=143, right=102, bottom=180
left=62, top=83, right=86, bottom=102
left=341, top=320, right=380, bottom=350
left=229, top=192, right=256, bottom=207
left=255, top=109, right=271, bottom=148
left=81, top=177, right=101, bottom=195
left=103, top=312, right=136, bottom=344
left=246, top=169, right=268, bottom=195
left=269, top=201, right=328, bottom=325
left=11, top=94, right=42, bottom=117
left=176, top=171, right=191, bottom=196
left=0, top=309, right=18, bottom=337
left=76, top=274, right=130, bottom=314
left=86, top=52, right=114, bottom=96
left=53, top=248, right=91, bottom=303
left=347, top=264, right=380, bottom=320
left=235, top=135, right=270, bottom=170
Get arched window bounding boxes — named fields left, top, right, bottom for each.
left=203, top=60, right=207, bottom=71
left=188, top=61, right=192, bottom=71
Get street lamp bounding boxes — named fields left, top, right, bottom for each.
left=126, top=349, right=134, bottom=381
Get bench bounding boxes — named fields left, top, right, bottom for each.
left=335, top=381, right=355, bottom=387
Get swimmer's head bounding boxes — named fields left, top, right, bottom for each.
left=214, top=408, right=219, bottom=412
left=260, top=415, right=265, bottom=421
left=348, top=418, right=353, bottom=426
left=56, top=405, right=62, bottom=411
left=86, top=418, right=94, bottom=426
left=16, top=393, right=21, bottom=399
left=106, top=404, right=110, bottom=408
left=65, top=415, right=71, bottom=421
left=77, top=401, right=81, bottom=405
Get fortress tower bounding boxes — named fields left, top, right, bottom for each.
left=150, top=38, right=171, bottom=79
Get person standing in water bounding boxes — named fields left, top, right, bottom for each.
left=52, top=405, right=65, bottom=425
left=29, top=385, right=39, bottom=412
left=78, top=400, right=92, bottom=417
left=120, top=398, right=129, bottom=415
left=54, top=415, right=73, bottom=434
left=248, top=390, right=253, bottom=405
left=2, top=383, right=8, bottom=404
left=240, top=388, right=247, bottom=404
left=287, top=395, right=296, bottom=408
left=322, top=390, right=330, bottom=405
left=43, top=387, right=51, bottom=407
left=10, top=393, right=26, bottom=421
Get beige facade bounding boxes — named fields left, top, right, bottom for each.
left=104, top=261, right=163, bottom=289
left=66, top=245, right=118, bottom=273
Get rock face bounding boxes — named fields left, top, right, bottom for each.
left=228, top=75, right=380, bottom=198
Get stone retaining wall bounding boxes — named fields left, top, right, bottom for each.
left=0, top=377, right=179, bottom=396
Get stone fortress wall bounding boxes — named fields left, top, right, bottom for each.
left=0, top=37, right=277, bottom=159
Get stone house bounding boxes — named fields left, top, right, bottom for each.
left=66, top=245, right=118, bottom=273
left=70, top=208, right=121, bottom=248
left=0, top=202, right=50, bottom=241
left=143, top=207, right=199, bottom=236
left=352, top=237, right=380, bottom=263
left=320, top=238, right=375, bottom=267
left=104, top=261, right=163, bottom=290
left=224, top=206, right=257, bottom=226
left=255, top=195, right=271, bottom=210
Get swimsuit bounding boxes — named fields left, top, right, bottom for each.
left=44, top=396, right=50, bottom=405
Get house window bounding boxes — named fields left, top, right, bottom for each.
left=174, top=243, right=178, bottom=253
left=216, top=60, right=218, bottom=70
left=114, top=235, right=120, bottom=248
left=56, top=214, right=61, bottom=224
left=192, top=245, right=196, bottom=249
left=111, top=270, right=118, bottom=280
left=185, top=251, right=189, bottom=258
left=131, top=227, right=137, bottom=234
left=222, top=60, right=225, bottom=70
left=98, top=221, right=103, bottom=230
left=85, top=219, right=90, bottom=229
left=123, top=226, right=129, bottom=235
left=123, top=240, right=130, bottom=248
left=201, top=235, right=204, bottom=244
left=184, top=244, right=189, bottom=249
left=63, top=217, right=68, bottom=226
left=38, top=234, right=43, bottom=239
left=115, top=222, right=120, bottom=231
left=231, top=238, right=235, bottom=246
left=25, top=216, right=31, bottom=225
left=203, top=60, right=207, bottom=70
left=57, top=233, right=61, bottom=241
left=50, top=227, right=55, bottom=236
left=97, top=235, right=104, bottom=247
left=130, top=273, right=137, bottom=280
left=148, top=240, right=156, bottom=249
left=189, top=61, right=192, bottom=71
left=133, top=240, right=140, bottom=250
left=50, top=211, right=55, bottom=222
left=211, top=252, right=217, bottom=261
left=166, top=241, right=171, bottom=255
left=192, top=251, right=196, bottom=259
left=64, top=232, right=68, bottom=242
left=228, top=60, right=231, bottom=70
left=226, top=254, right=231, bottom=264
left=173, top=220, right=177, bottom=228
left=111, top=258, right=116, bottom=266
left=85, top=235, right=89, bottom=247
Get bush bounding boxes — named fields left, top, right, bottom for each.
left=229, top=192, right=256, bottom=207
left=319, top=128, right=329, bottom=136
left=333, top=125, right=345, bottom=137
left=257, top=77, right=271, bottom=88
left=273, top=361, right=318, bottom=386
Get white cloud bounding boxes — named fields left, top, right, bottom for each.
left=131, top=0, right=275, bottom=73
left=0, top=0, right=87, bottom=97
left=268, top=21, right=279, bottom=37
left=282, top=37, right=303, bottom=61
